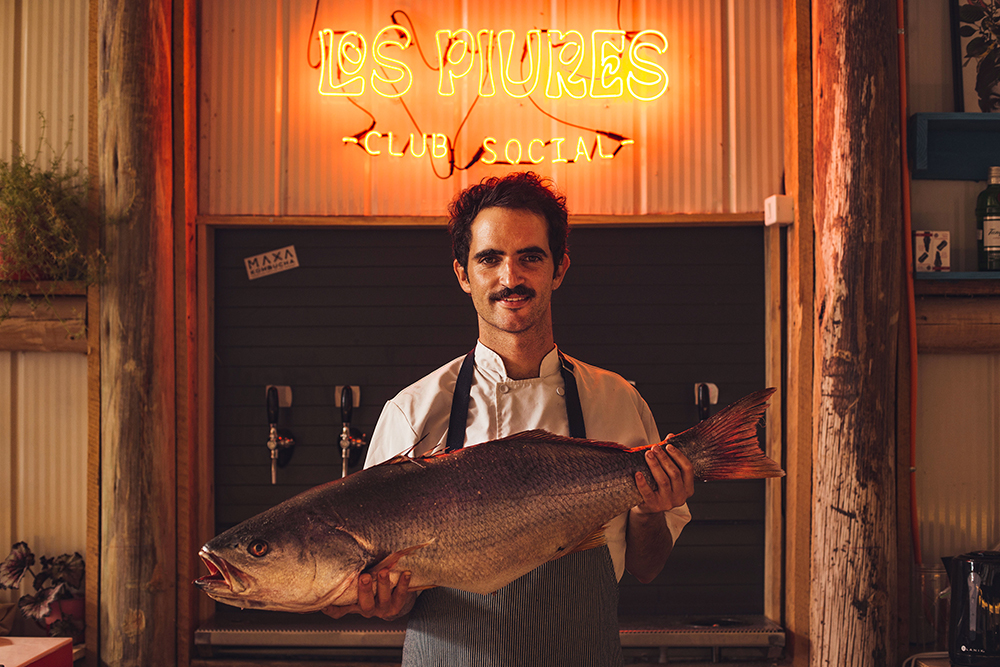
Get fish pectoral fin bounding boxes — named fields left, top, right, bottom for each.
left=551, top=528, right=607, bottom=561
left=368, top=540, right=435, bottom=575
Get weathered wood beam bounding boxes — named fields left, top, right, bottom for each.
left=0, top=296, right=87, bottom=353
left=98, top=0, right=176, bottom=665
left=812, top=0, right=902, bottom=665
left=782, top=0, right=814, bottom=663
left=916, top=297, right=1000, bottom=352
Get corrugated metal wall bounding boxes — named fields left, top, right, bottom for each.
left=200, top=0, right=783, bottom=216
left=0, top=0, right=89, bottom=602
left=0, top=0, right=89, bottom=166
left=916, top=355, right=1000, bottom=563
left=0, top=353, right=88, bottom=603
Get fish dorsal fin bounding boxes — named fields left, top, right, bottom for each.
left=550, top=528, right=608, bottom=562
left=490, top=429, right=630, bottom=451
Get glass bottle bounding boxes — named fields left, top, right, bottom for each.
left=977, top=166, right=1000, bottom=271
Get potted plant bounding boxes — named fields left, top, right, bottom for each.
left=0, top=541, right=85, bottom=643
left=0, top=118, right=101, bottom=321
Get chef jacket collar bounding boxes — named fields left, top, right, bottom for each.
left=473, top=341, right=563, bottom=383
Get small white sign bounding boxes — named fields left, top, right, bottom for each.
left=245, top=245, right=300, bottom=280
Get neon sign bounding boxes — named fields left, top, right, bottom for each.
left=319, top=26, right=668, bottom=101
left=314, top=18, right=667, bottom=173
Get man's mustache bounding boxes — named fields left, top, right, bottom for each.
left=489, top=286, right=536, bottom=302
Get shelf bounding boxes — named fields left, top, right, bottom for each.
left=909, top=112, right=1000, bottom=180
left=914, top=272, right=1000, bottom=296
left=0, top=279, right=87, bottom=296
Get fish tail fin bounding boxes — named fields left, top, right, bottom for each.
left=641, top=388, right=785, bottom=480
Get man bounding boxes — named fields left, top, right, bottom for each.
left=324, top=172, right=694, bottom=666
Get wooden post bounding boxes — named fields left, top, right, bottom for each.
left=811, top=0, right=902, bottom=665
left=98, top=1, right=176, bottom=665
left=782, top=0, right=814, bottom=663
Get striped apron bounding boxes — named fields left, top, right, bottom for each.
left=401, top=350, right=624, bottom=667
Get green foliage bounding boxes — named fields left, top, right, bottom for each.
left=0, top=118, right=102, bottom=320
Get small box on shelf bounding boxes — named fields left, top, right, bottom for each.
left=914, top=231, right=950, bottom=272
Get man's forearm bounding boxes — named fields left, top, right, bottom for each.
left=624, top=508, right=674, bottom=583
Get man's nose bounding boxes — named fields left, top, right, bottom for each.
left=498, top=257, right=523, bottom=286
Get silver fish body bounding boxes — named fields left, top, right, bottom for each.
left=196, top=388, right=782, bottom=612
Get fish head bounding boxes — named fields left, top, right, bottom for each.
left=194, top=508, right=367, bottom=613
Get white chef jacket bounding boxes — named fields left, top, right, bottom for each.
left=365, top=341, right=691, bottom=581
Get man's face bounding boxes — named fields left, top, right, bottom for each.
left=454, top=207, right=569, bottom=339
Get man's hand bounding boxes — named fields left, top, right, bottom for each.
left=634, top=442, right=694, bottom=515
left=321, top=570, right=417, bottom=621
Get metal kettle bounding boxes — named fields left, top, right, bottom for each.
left=945, top=550, right=1000, bottom=667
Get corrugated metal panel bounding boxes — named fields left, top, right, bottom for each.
left=14, top=352, right=89, bottom=558
left=200, top=0, right=280, bottom=215
left=730, top=0, right=783, bottom=212
left=201, top=0, right=782, bottom=216
left=0, top=354, right=12, bottom=604
left=20, top=0, right=89, bottom=167
left=0, top=352, right=87, bottom=602
left=0, top=0, right=15, bottom=164
left=916, top=354, right=1000, bottom=564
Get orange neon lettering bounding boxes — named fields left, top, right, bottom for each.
left=497, top=29, right=541, bottom=98
left=527, top=139, right=545, bottom=164
left=546, top=31, right=587, bottom=99
left=504, top=138, right=523, bottom=164
left=342, top=137, right=360, bottom=144
left=575, top=136, right=591, bottom=162
left=437, top=30, right=476, bottom=96
left=318, top=30, right=364, bottom=96
left=409, top=133, right=428, bottom=158
left=482, top=137, right=498, bottom=164
left=432, top=133, right=449, bottom=159
left=590, top=30, right=625, bottom=98
left=627, top=30, right=668, bottom=100
left=476, top=30, right=497, bottom=97
left=387, top=132, right=405, bottom=157
left=551, top=137, right=567, bottom=163
left=596, top=135, right=612, bottom=159
left=372, top=25, right=413, bottom=98
left=363, top=131, right=382, bottom=155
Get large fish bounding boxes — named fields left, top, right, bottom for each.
left=196, top=388, right=783, bottom=612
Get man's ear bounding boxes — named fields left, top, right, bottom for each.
left=551, top=253, right=570, bottom=290
left=454, top=259, right=472, bottom=294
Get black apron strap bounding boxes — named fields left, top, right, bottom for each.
left=446, top=349, right=477, bottom=452
left=558, top=353, right=587, bottom=439
left=446, top=348, right=586, bottom=451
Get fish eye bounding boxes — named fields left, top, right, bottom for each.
left=248, top=540, right=269, bottom=558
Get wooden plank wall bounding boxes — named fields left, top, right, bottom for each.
left=211, top=224, right=766, bottom=618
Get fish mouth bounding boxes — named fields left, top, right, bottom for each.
left=195, top=548, right=248, bottom=594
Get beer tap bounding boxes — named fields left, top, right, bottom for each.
left=266, top=386, right=295, bottom=484
left=339, top=385, right=368, bottom=478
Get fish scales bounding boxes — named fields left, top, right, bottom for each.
left=195, top=388, right=783, bottom=613
left=333, top=435, right=645, bottom=594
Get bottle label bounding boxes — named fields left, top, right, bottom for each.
left=986, top=216, right=1000, bottom=249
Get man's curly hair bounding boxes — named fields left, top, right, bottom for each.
left=448, top=172, right=569, bottom=276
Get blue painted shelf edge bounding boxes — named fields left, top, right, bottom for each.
left=909, top=112, right=1000, bottom=181
left=914, top=271, right=1000, bottom=280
